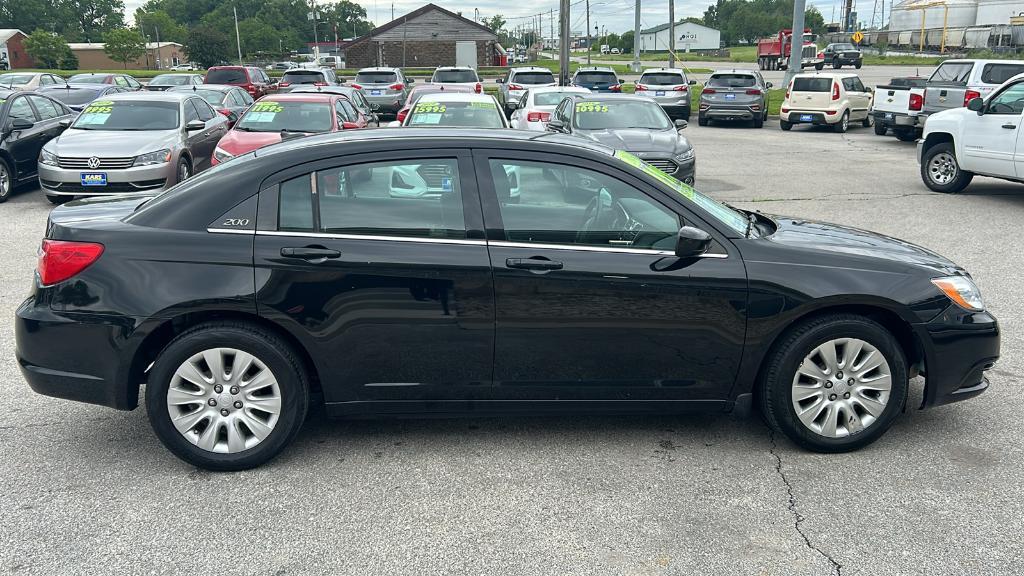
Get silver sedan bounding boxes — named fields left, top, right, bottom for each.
left=37, top=92, right=228, bottom=203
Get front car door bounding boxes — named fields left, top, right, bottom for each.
left=962, top=80, right=1024, bottom=176
left=252, top=150, right=496, bottom=412
left=3, top=95, right=44, bottom=180
left=475, top=150, right=748, bottom=406
left=188, top=97, right=226, bottom=169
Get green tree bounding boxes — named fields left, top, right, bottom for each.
left=24, top=30, right=68, bottom=68
left=483, top=15, right=506, bottom=33
left=70, top=0, right=128, bottom=41
left=103, top=28, right=146, bottom=68
left=135, top=9, right=188, bottom=44
left=619, top=30, right=634, bottom=53
left=186, top=25, right=232, bottom=67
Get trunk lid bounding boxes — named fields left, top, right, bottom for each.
left=46, top=195, right=152, bottom=237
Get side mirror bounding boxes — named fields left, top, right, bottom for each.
left=185, top=119, right=206, bottom=131
left=688, top=79, right=696, bottom=85
left=10, top=118, right=34, bottom=131
left=618, top=78, right=625, bottom=84
left=496, top=78, right=504, bottom=84
left=766, top=81, right=773, bottom=89
left=674, top=226, right=712, bottom=259
left=370, top=102, right=381, bottom=111
left=675, top=119, right=688, bottom=129
left=967, top=97, right=984, bottom=114
left=58, top=118, right=72, bottom=128
left=508, top=101, right=519, bottom=110
left=547, top=119, right=565, bottom=132
left=342, top=121, right=360, bottom=129
left=407, top=78, right=415, bottom=84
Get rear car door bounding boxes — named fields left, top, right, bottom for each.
left=189, top=97, right=226, bottom=169
left=3, top=95, right=45, bottom=179
left=475, top=150, right=748, bottom=404
left=253, top=150, right=496, bottom=408
left=962, top=81, right=1024, bottom=176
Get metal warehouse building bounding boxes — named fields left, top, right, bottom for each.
left=639, top=21, right=722, bottom=52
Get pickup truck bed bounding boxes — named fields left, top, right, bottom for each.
left=872, top=77, right=927, bottom=141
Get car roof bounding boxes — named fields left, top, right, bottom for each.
left=509, top=67, right=554, bottom=73
left=575, top=66, right=615, bottom=73
left=260, top=92, right=340, bottom=102
left=793, top=72, right=860, bottom=79
left=105, top=92, right=196, bottom=102
left=208, top=65, right=247, bottom=70
left=640, top=68, right=686, bottom=74
left=283, top=67, right=330, bottom=73
left=0, top=88, right=13, bottom=98
left=710, top=69, right=757, bottom=75
left=39, top=83, right=108, bottom=91
left=169, top=84, right=238, bottom=92
left=290, top=85, right=354, bottom=95
left=357, top=67, right=400, bottom=72
left=435, top=66, right=475, bottom=71
left=69, top=72, right=123, bottom=78
left=575, top=94, right=650, bottom=102
left=416, top=93, right=496, bottom=103
left=529, top=86, right=589, bottom=94
left=410, top=84, right=473, bottom=94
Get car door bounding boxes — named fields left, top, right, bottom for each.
left=25, top=95, right=68, bottom=171
left=3, top=95, right=45, bottom=180
left=475, top=150, right=748, bottom=403
left=962, top=80, right=1024, bottom=176
left=252, top=150, right=495, bottom=407
left=188, top=97, right=225, bottom=170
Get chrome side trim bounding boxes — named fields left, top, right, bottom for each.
left=207, top=228, right=257, bottom=235
left=254, top=230, right=486, bottom=245
left=488, top=240, right=729, bottom=258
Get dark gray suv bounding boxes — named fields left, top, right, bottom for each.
left=698, top=70, right=772, bottom=128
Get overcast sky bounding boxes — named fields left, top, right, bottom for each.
left=124, top=0, right=845, bottom=36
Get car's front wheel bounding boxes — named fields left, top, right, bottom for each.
left=0, top=158, right=12, bottom=203
left=921, top=142, right=973, bottom=193
left=176, top=157, right=191, bottom=184
left=145, top=322, right=310, bottom=470
left=760, top=314, right=908, bottom=452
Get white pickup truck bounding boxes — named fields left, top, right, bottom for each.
left=919, top=73, right=1024, bottom=193
left=872, top=77, right=927, bottom=141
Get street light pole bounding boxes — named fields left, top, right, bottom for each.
left=586, top=0, right=591, bottom=65
left=631, top=0, right=641, bottom=72
left=234, top=6, right=243, bottom=65
left=558, top=0, right=571, bottom=86
left=783, top=0, right=807, bottom=87
left=668, top=0, right=675, bottom=68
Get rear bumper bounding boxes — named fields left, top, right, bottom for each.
left=916, top=306, right=1000, bottom=408
left=781, top=110, right=838, bottom=125
left=873, top=111, right=921, bottom=128
left=701, top=104, right=759, bottom=121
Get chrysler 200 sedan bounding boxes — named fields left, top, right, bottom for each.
left=16, top=129, right=999, bottom=471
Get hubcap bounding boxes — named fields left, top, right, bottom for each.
left=841, top=114, right=849, bottom=130
left=0, top=164, right=9, bottom=197
left=179, top=163, right=190, bottom=182
left=166, top=347, right=282, bottom=454
left=791, top=338, right=892, bottom=438
left=928, top=152, right=958, bottom=185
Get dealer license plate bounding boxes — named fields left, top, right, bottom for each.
left=799, top=114, right=813, bottom=122
left=80, top=173, right=107, bottom=187
left=656, top=91, right=665, bottom=96
left=370, top=90, right=382, bottom=96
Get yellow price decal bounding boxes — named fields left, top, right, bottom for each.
left=468, top=101, right=496, bottom=109
left=251, top=102, right=284, bottom=113
left=576, top=102, right=610, bottom=113
left=414, top=103, right=446, bottom=114
left=84, top=102, right=114, bottom=114
left=614, top=150, right=694, bottom=199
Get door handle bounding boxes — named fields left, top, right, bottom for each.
left=1003, top=123, right=1017, bottom=129
left=281, top=246, right=341, bottom=260
left=506, top=257, right=563, bottom=271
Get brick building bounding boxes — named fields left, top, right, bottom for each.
left=341, top=4, right=500, bottom=69
left=0, top=29, right=33, bottom=69
left=68, top=42, right=186, bottom=70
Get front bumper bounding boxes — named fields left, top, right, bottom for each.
left=916, top=306, right=1000, bottom=408
left=38, top=162, right=174, bottom=196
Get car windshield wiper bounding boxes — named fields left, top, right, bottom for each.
left=743, top=210, right=759, bottom=238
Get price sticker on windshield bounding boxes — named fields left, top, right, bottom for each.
left=468, top=101, right=496, bottom=109
left=250, top=102, right=284, bottom=114
left=576, top=102, right=610, bottom=113
left=414, top=102, right=446, bottom=114
left=83, top=100, right=114, bottom=114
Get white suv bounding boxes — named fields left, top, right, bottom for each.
left=780, top=72, right=874, bottom=133
left=430, top=66, right=482, bottom=93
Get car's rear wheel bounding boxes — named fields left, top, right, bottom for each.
left=862, top=113, right=873, bottom=128
left=760, top=314, right=908, bottom=452
left=698, top=116, right=708, bottom=126
left=0, top=158, right=12, bottom=203
left=874, top=122, right=886, bottom=135
left=921, top=142, right=973, bottom=193
left=815, top=63, right=824, bottom=71
left=834, top=111, right=849, bottom=133
left=780, top=119, right=792, bottom=131
left=145, top=322, right=310, bottom=470
left=833, top=61, right=841, bottom=69
left=855, top=61, right=863, bottom=69
left=753, top=115, right=764, bottom=128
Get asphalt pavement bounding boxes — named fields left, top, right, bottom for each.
left=1, top=121, right=1022, bottom=575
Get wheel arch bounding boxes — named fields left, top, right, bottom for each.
left=921, top=131, right=954, bottom=157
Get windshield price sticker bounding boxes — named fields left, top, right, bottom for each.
left=251, top=102, right=284, bottom=114
left=468, top=101, right=496, bottom=109
left=83, top=100, right=114, bottom=114
left=576, top=102, right=610, bottom=113
left=410, top=113, right=442, bottom=125
left=414, top=103, right=446, bottom=114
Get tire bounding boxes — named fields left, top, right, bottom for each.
left=921, top=141, right=973, bottom=193
left=176, top=157, right=191, bottom=184
left=894, top=128, right=917, bottom=142
left=759, top=314, right=909, bottom=453
left=46, top=194, right=71, bottom=205
left=833, top=111, right=849, bottom=133
left=815, top=63, right=824, bottom=71
left=698, top=116, right=708, bottom=126
left=862, top=113, right=873, bottom=128
left=874, top=122, right=887, bottom=135
left=855, top=61, right=863, bottom=69
left=833, top=61, right=841, bottom=69
left=753, top=115, right=764, bottom=128
left=780, top=119, right=792, bottom=131
left=145, top=322, right=310, bottom=471
left=681, top=106, right=691, bottom=119
left=0, top=158, right=12, bottom=204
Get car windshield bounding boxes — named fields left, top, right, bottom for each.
left=282, top=71, right=327, bottom=84
left=575, top=72, right=617, bottom=84
left=235, top=100, right=333, bottom=132
left=206, top=69, right=248, bottom=84
left=613, top=150, right=748, bottom=235
left=0, top=74, right=34, bottom=87
left=42, top=88, right=103, bottom=106
left=355, top=71, right=398, bottom=84
left=151, top=74, right=193, bottom=85
left=573, top=100, right=672, bottom=130
left=71, top=100, right=180, bottom=130
left=834, top=43, right=856, bottom=50
left=534, top=91, right=578, bottom=106
left=433, top=69, right=478, bottom=83
left=407, top=100, right=504, bottom=127
left=511, top=72, right=554, bottom=84
left=792, top=77, right=832, bottom=92
left=707, top=74, right=756, bottom=88
left=639, top=73, right=685, bottom=86
left=68, top=74, right=111, bottom=84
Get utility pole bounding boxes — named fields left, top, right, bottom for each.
left=550, top=9, right=554, bottom=50
left=668, top=0, right=675, bottom=67
left=234, top=6, right=243, bottom=65
left=784, top=0, right=807, bottom=86
left=559, top=0, right=571, bottom=86
left=586, top=0, right=591, bottom=64
left=154, top=25, right=162, bottom=70
left=631, top=0, right=641, bottom=72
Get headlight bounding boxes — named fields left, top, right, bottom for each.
left=213, top=146, right=234, bottom=163
left=133, top=149, right=171, bottom=167
left=676, top=148, right=695, bottom=162
left=39, top=148, right=58, bottom=167
left=931, top=276, right=985, bottom=312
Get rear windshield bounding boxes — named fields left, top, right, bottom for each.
left=67, top=74, right=110, bottom=84
left=708, top=74, right=756, bottom=88
left=72, top=100, right=180, bottom=131
left=43, top=88, right=102, bottom=106
left=534, top=91, right=576, bottom=106
left=792, top=77, right=832, bottom=92
left=574, top=72, right=617, bottom=84
left=150, top=74, right=193, bottom=85
left=981, top=63, right=1024, bottom=85
left=638, top=73, right=685, bottom=86
left=929, top=62, right=972, bottom=84
left=281, top=71, right=327, bottom=84
left=185, top=89, right=228, bottom=106
left=355, top=71, right=398, bottom=84
left=407, top=100, right=504, bottom=128
left=206, top=69, right=249, bottom=84
left=235, top=100, right=333, bottom=133
left=433, top=69, right=479, bottom=83
left=0, top=73, right=35, bottom=87
left=511, top=72, right=555, bottom=84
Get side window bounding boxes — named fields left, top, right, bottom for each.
left=488, top=159, right=680, bottom=250
left=279, top=175, right=315, bottom=232
left=27, top=95, right=61, bottom=119
left=842, top=78, right=856, bottom=92
left=554, top=100, right=568, bottom=123
left=235, top=90, right=253, bottom=106
left=340, top=100, right=358, bottom=119
left=8, top=96, right=36, bottom=121
left=335, top=100, right=352, bottom=123
left=192, top=98, right=216, bottom=121
left=518, top=91, right=528, bottom=109
left=987, top=83, right=1024, bottom=115
left=183, top=100, right=201, bottom=124
left=852, top=78, right=866, bottom=92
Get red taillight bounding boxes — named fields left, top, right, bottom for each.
left=397, top=109, right=408, bottom=123
left=635, top=83, right=648, bottom=91
left=609, top=84, right=621, bottom=92
left=474, top=83, right=482, bottom=94
left=526, top=111, right=551, bottom=122
left=702, top=88, right=716, bottom=94
left=278, top=82, right=291, bottom=87
left=246, top=86, right=257, bottom=95
left=37, top=240, right=104, bottom=286
left=781, top=107, right=789, bottom=113
left=350, top=83, right=362, bottom=89
left=746, top=89, right=762, bottom=95
left=910, top=92, right=924, bottom=111
left=218, top=108, right=232, bottom=117
left=832, top=82, right=840, bottom=101
left=674, top=85, right=688, bottom=92
left=508, top=83, right=524, bottom=90
left=389, top=83, right=404, bottom=90
left=964, top=90, right=981, bottom=107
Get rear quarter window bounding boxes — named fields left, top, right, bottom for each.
left=981, top=63, right=1024, bottom=85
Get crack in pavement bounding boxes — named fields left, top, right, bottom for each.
left=769, top=431, right=844, bottom=576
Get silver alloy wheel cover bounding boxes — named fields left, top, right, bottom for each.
left=791, top=338, right=892, bottom=438
left=167, top=347, right=283, bottom=454
left=928, top=152, right=958, bottom=185
left=840, top=112, right=849, bottom=130
left=179, top=161, right=190, bottom=182
left=0, top=162, right=8, bottom=197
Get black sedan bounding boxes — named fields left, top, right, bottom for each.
left=16, top=129, right=999, bottom=470
left=0, top=89, right=74, bottom=202
left=37, top=83, right=128, bottom=112
left=547, top=95, right=696, bottom=185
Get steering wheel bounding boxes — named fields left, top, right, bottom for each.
left=576, top=189, right=630, bottom=244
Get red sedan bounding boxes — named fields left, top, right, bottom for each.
left=213, top=93, right=368, bottom=165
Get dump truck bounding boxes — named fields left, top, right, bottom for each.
left=757, top=29, right=823, bottom=71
